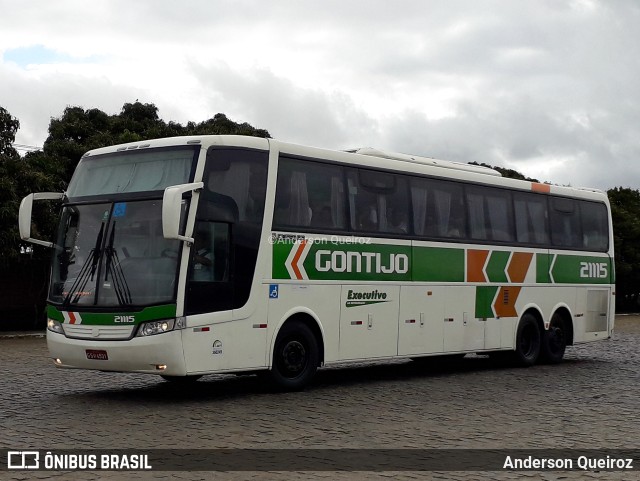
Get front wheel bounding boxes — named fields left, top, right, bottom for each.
left=540, top=313, right=567, bottom=364
left=269, top=321, right=319, bottom=391
left=512, top=313, right=541, bottom=367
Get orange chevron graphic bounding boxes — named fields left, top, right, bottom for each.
left=467, top=249, right=489, bottom=282
left=494, top=286, right=522, bottom=317
left=291, top=240, right=308, bottom=280
left=507, top=252, right=533, bottom=283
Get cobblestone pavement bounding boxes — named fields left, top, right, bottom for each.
left=1, top=316, right=639, bottom=480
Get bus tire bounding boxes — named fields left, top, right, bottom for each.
left=512, top=313, right=541, bottom=367
left=540, top=313, right=567, bottom=364
left=269, top=321, right=319, bottom=391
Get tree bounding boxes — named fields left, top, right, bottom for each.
left=468, top=161, right=540, bottom=182
left=0, top=108, right=61, bottom=328
left=0, top=108, right=60, bottom=262
left=43, top=102, right=271, bottom=186
left=608, top=187, right=640, bottom=311
left=0, top=107, right=20, bottom=159
left=188, top=113, right=270, bottom=138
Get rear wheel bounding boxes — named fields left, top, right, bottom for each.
left=512, top=313, right=541, bottom=367
left=269, top=321, right=319, bottom=391
left=540, top=313, right=567, bottom=364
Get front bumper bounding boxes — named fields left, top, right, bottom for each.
left=47, top=330, right=187, bottom=376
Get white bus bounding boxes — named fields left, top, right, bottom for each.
left=19, top=135, right=615, bottom=390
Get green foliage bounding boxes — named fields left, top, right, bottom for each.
left=608, top=187, right=640, bottom=311
left=189, top=113, right=271, bottom=138
left=0, top=107, right=20, bottom=159
left=42, top=102, right=271, bottom=185
left=0, top=110, right=60, bottom=263
left=468, top=161, right=540, bottom=182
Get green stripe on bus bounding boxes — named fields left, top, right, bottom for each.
left=551, top=255, right=612, bottom=284
left=485, top=251, right=510, bottom=283
left=412, top=246, right=464, bottom=282
left=47, top=304, right=177, bottom=325
left=271, top=236, right=613, bottom=286
left=272, top=242, right=294, bottom=279
left=304, top=242, right=412, bottom=281
left=536, top=254, right=552, bottom=284
left=475, top=286, right=498, bottom=318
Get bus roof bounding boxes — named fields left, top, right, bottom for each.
left=80, top=135, right=608, bottom=203
left=345, top=147, right=502, bottom=177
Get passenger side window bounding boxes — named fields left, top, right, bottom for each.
left=410, top=178, right=466, bottom=239
left=273, top=158, right=346, bottom=230
left=580, top=200, right=608, bottom=251
left=347, top=169, right=409, bottom=234
left=466, top=186, right=515, bottom=242
left=513, top=192, right=549, bottom=245
left=549, top=197, right=582, bottom=248
left=205, top=148, right=268, bottom=224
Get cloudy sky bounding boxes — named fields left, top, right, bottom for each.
left=1, top=0, right=639, bottom=190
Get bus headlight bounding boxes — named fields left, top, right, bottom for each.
left=136, top=317, right=186, bottom=337
left=47, top=319, right=65, bottom=335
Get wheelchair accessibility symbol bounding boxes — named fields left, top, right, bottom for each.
left=269, top=284, right=279, bottom=299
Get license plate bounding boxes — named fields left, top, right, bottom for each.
left=86, top=349, right=109, bottom=360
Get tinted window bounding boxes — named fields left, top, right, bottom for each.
left=270, top=154, right=611, bottom=254
left=185, top=220, right=233, bottom=315
left=580, top=201, right=608, bottom=251
left=549, top=197, right=582, bottom=248
left=195, top=148, right=269, bottom=311
left=274, top=157, right=346, bottom=230
left=466, top=186, right=515, bottom=242
left=348, top=169, right=410, bottom=234
left=410, top=178, right=466, bottom=239
left=68, top=146, right=197, bottom=198
left=205, top=148, right=268, bottom=224
left=513, top=192, right=549, bottom=245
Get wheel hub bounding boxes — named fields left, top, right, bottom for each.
left=282, top=340, right=307, bottom=374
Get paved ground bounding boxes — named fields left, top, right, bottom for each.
left=1, top=316, right=639, bottom=480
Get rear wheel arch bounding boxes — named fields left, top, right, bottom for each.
left=520, top=307, right=545, bottom=336
left=539, top=307, right=571, bottom=364
left=551, top=306, right=574, bottom=346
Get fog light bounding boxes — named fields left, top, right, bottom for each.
left=155, top=364, right=167, bottom=371
left=53, top=358, right=62, bottom=366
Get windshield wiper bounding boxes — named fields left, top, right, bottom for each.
left=63, top=222, right=104, bottom=306
left=103, top=223, right=132, bottom=306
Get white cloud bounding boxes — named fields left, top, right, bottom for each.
left=1, top=0, right=639, bottom=189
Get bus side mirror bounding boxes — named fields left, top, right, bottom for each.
left=162, top=182, right=204, bottom=243
left=19, top=192, right=64, bottom=248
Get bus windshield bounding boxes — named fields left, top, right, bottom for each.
left=67, top=146, right=196, bottom=198
left=50, top=199, right=184, bottom=307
